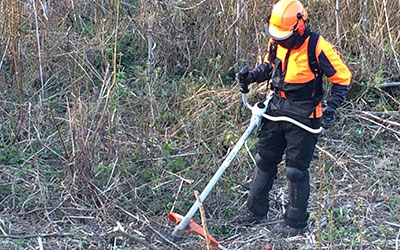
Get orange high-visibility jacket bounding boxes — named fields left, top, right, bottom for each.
left=264, top=34, right=351, bottom=118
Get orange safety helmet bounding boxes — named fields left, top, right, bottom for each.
left=266, top=0, right=308, bottom=40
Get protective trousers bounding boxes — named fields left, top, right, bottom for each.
left=247, top=118, right=319, bottom=228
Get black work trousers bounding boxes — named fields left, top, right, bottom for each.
left=247, top=117, right=319, bottom=228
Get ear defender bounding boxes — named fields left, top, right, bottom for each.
left=294, top=12, right=306, bottom=35
left=264, top=13, right=271, bottom=35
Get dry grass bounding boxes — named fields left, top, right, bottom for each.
left=0, top=0, right=399, bottom=249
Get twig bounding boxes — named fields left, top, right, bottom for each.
left=174, top=0, right=207, bottom=10
left=335, top=0, right=340, bottom=42
left=360, top=111, right=400, bottom=127
left=38, top=236, right=44, bottom=250
left=0, top=37, right=9, bottom=72
left=0, top=219, right=7, bottom=236
left=224, top=6, right=245, bottom=33
left=383, top=0, right=400, bottom=74
left=106, top=157, right=119, bottom=188
left=148, top=225, right=183, bottom=250
left=384, top=221, right=400, bottom=228
left=166, top=170, right=194, bottom=184
left=194, top=191, right=211, bottom=250
left=362, top=0, right=368, bottom=31
left=114, top=204, right=140, bottom=222
left=218, top=0, right=224, bottom=12
left=235, top=0, right=242, bottom=70
left=147, top=12, right=155, bottom=127
left=49, top=108, right=70, bottom=160
left=32, top=0, right=45, bottom=105
left=244, top=141, right=257, bottom=167
left=109, top=0, right=120, bottom=95
left=316, top=142, right=327, bottom=250
left=170, top=179, right=184, bottom=212
left=315, top=145, right=358, bottom=182
left=114, top=222, right=157, bottom=250
left=0, top=232, right=73, bottom=239
left=357, top=115, right=400, bottom=136
left=378, top=82, right=400, bottom=88
left=136, top=152, right=198, bottom=163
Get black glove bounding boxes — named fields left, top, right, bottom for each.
left=321, top=106, right=336, bottom=129
left=237, top=63, right=271, bottom=93
left=238, top=66, right=252, bottom=93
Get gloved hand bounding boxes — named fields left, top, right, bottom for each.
left=321, top=106, right=336, bottom=129
left=238, top=66, right=252, bottom=93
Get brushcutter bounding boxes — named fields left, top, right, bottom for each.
left=168, top=66, right=322, bottom=248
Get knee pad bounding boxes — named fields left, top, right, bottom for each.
left=286, top=167, right=309, bottom=182
left=255, top=153, right=278, bottom=175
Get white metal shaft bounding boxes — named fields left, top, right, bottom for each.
left=173, top=120, right=258, bottom=235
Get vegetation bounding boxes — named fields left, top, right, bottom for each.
left=0, top=0, right=399, bottom=249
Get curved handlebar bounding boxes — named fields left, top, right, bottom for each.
left=242, top=93, right=323, bottom=134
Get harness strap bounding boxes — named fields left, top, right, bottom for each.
left=308, top=32, right=321, bottom=101
left=308, top=32, right=320, bottom=76
left=307, top=32, right=322, bottom=118
left=282, top=49, right=291, bottom=80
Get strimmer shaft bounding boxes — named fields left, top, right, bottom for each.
left=171, top=120, right=258, bottom=238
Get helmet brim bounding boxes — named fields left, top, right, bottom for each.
left=266, top=23, right=293, bottom=41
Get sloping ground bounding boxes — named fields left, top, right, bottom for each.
left=1, top=86, right=399, bottom=250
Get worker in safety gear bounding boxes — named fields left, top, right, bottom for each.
left=238, top=0, right=351, bottom=236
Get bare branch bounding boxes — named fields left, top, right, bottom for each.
left=378, top=82, right=400, bottom=88
left=114, top=222, right=157, bottom=250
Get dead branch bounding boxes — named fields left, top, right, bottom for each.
left=148, top=225, right=184, bottom=250
left=378, top=82, right=400, bottom=88
left=32, top=0, right=45, bottom=105
left=38, top=236, right=44, bottom=250
left=360, top=111, right=400, bottom=127
left=315, top=144, right=358, bottom=182
left=194, top=190, right=211, bottom=250
left=114, top=222, right=157, bottom=250
left=357, top=115, right=400, bottom=136
left=0, top=37, right=9, bottom=72
left=0, top=232, right=73, bottom=239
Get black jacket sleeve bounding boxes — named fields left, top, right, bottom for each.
left=249, top=62, right=272, bottom=83
left=327, top=84, right=349, bottom=110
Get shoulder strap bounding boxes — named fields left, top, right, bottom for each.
left=268, top=42, right=277, bottom=64
left=308, top=31, right=320, bottom=75
left=308, top=32, right=323, bottom=109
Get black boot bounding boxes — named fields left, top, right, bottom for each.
left=233, top=210, right=269, bottom=224
left=284, top=166, right=310, bottom=229
left=272, top=220, right=307, bottom=237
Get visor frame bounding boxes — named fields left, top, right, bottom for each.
left=265, top=22, right=294, bottom=41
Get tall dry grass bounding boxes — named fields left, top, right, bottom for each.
left=0, top=0, right=398, bottom=199
left=133, top=0, right=400, bottom=83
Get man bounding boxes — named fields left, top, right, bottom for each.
left=238, top=0, right=351, bottom=236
